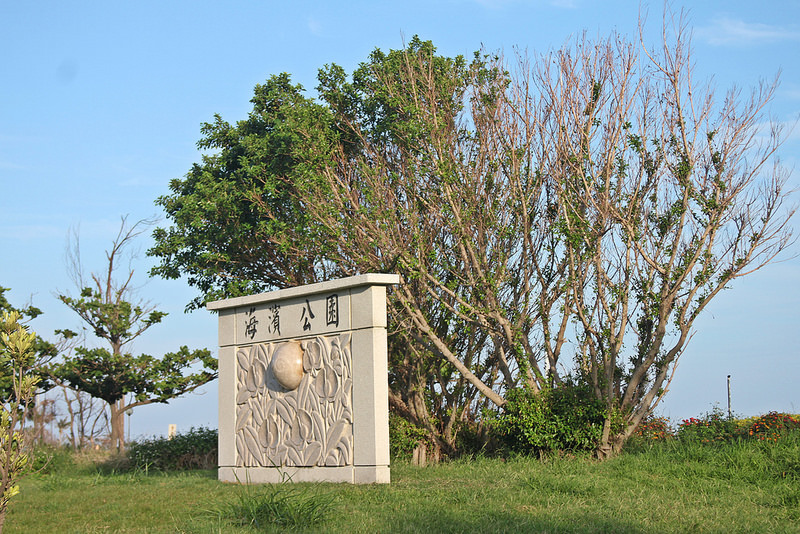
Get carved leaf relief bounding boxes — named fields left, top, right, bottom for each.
left=234, top=334, right=353, bottom=467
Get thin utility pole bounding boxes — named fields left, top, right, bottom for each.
left=727, top=375, right=732, bottom=419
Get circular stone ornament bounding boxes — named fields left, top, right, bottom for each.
left=271, top=341, right=305, bottom=390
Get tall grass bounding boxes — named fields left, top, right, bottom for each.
left=207, top=484, right=336, bottom=531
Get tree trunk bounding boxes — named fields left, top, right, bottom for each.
left=595, top=435, right=624, bottom=460
left=596, top=417, right=641, bottom=460
left=108, top=399, right=125, bottom=453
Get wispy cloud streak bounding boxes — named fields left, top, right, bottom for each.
left=697, top=17, right=800, bottom=46
left=472, top=0, right=577, bottom=9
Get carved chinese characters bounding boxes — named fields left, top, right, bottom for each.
left=232, top=293, right=348, bottom=345
left=210, top=273, right=399, bottom=484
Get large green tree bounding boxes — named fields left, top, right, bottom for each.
left=150, top=38, right=540, bottom=456
left=150, top=74, right=339, bottom=310
left=55, top=218, right=217, bottom=452
left=151, top=16, right=794, bottom=457
left=296, top=39, right=564, bottom=456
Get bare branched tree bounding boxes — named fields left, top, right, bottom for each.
left=530, top=11, right=795, bottom=456
left=290, top=14, right=795, bottom=456
left=285, top=39, right=570, bottom=456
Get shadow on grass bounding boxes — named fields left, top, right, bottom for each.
left=370, top=508, right=646, bottom=534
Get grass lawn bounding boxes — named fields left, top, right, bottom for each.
left=6, top=437, right=800, bottom=533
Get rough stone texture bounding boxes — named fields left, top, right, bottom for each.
left=209, top=273, right=399, bottom=484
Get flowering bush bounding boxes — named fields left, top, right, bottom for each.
left=676, top=409, right=800, bottom=446
left=633, top=416, right=674, bottom=441
left=745, top=412, right=800, bottom=443
left=677, top=407, right=738, bottom=444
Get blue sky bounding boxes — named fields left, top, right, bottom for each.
left=2, top=1, right=798, bottom=439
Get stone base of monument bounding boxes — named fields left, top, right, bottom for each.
left=218, top=465, right=390, bottom=484
left=208, top=274, right=399, bottom=484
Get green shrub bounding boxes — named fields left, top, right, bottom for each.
left=388, top=413, right=432, bottom=460
left=29, top=444, right=76, bottom=475
left=127, top=426, right=217, bottom=471
left=491, top=382, right=607, bottom=454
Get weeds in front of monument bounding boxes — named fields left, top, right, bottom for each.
left=208, top=473, right=336, bottom=531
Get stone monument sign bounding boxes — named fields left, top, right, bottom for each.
left=207, top=273, right=399, bottom=484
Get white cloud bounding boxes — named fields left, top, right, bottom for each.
left=697, top=17, right=800, bottom=46
left=472, top=0, right=576, bottom=9
left=0, top=224, right=64, bottom=241
left=307, top=17, right=322, bottom=36
left=0, top=160, right=26, bottom=170
left=782, top=84, right=800, bottom=101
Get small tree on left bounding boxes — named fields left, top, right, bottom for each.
left=53, top=217, right=217, bottom=453
left=0, top=287, right=62, bottom=446
left=0, top=311, right=39, bottom=533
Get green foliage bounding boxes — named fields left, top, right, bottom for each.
left=150, top=74, right=338, bottom=310
left=0, top=311, right=40, bottom=527
left=388, top=413, right=432, bottom=460
left=59, top=288, right=167, bottom=348
left=0, top=288, right=59, bottom=399
left=491, top=383, right=607, bottom=454
left=127, top=427, right=218, bottom=471
left=55, top=345, right=216, bottom=406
